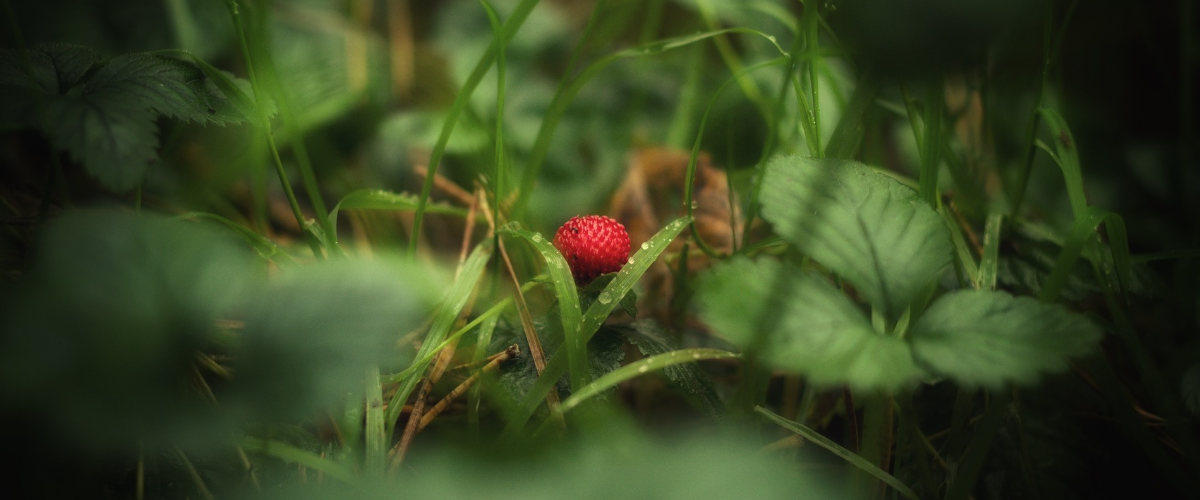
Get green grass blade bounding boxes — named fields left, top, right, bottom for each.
left=824, top=71, right=880, bottom=159
left=940, top=207, right=979, bottom=289
left=581, top=216, right=692, bottom=338
left=363, top=367, right=385, bottom=476
left=977, top=209, right=1004, bottom=290
left=1039, top=206, right=1128, bottom=302
left=385, top=241, right=494, bottom=435
left=410, top=0, right=541, bottom=255
left=176, top=212, right=295, bottom=265
left=327, top=189, right=468, bottom=247
left=502, top=216, right=692, bottom=437
left=387, top=294, right=515, bottom=385
left=514, top=28, right=788, bottom=217
left=756, top=406, right=919, bottom=500
left=918, top=82, right=944, bottom=207
left=685, top=58, right=789, bottom=257
left=558, top=349, right=739, bottom=413
left=241, top=436, right=356, bottom=484
left=1038, top=107, right=1087, bottom=220
left=481, top=0, right=507, bottom=246
left=501, top=226, right=586, bottom=390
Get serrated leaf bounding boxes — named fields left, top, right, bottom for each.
left=909, top=289, right=1102, bottom=388
left=697, top=257, right=923, bottom=392
left=42, top=95, right=159, bottom=191
left=35, top=43, right=101, bottom=91
left=760, top=155, right=953, bottom=320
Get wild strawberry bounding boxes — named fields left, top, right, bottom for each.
left=553, top=215, right=630, bottom=285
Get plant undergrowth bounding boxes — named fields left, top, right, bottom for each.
left=1, top=0, right=1198, bottom=499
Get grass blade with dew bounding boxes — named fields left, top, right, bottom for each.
left=513, top=28, right=788, bottom=217
left=557, top=349, right=739, bottom=413
left=1038, top=205, right=1130, bottom=303
left=500, top=226, right=586, bottom=391
left=409, top=0, right=541, bottom=255
left=756, top=406, right=919, bottom=500
left=385, top=240, right=493, bottom=436
left=502, top=216, right=692, bottom=438
left=241, top=437, right=356, bottom=484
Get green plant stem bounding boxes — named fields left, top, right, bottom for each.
left=364, top=366, right=386, bottom=476
left=410, top=0, right=540, bottom=256
left=1009, top=0, right=1053, bottom=218
left=804, top=0, right=823, bottom=156
left=945, top=390, right=1010, bottom=500
left=226, top=0, right=324, bottom=258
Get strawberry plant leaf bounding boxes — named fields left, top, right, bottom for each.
left=760, top=155, right=953, bottom=320
left=0, top=45, right=254, bottom=192
left=908, top=289, right=1102, bottom=388
left=697, top=257, right=924, bottom=392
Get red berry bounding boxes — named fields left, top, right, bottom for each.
left=552, top=215, right=630, bottom=285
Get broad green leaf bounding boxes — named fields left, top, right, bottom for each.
left=86, top=54, right=240, bottom=125
left=35, top=43, right=101, bottom=92
left=43, top=96, right=159, bottom=191
left=909, top=289, right=1102, bottom=388
left=757, top=406, right=919, bottom=500
left=0, top=211, right=258, bottom=452
left=697, top=257, right=923, bottom=392
left=760, top=155, right=953, bottom=319
left=559, top=349, right=739, bottom=413
left=237, top=257, right=446, bottom=421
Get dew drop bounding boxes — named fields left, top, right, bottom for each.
left=692, top=353, right=702, bottom=360
left=597, top=292, right=613, bottom=305
left=690, top=201, right=698, bottom=209
left=627, top=257, right=636, bottom=265
left=638, top=365, right=649, bottom=374
left=640, top=242, right=650, bottom=250
left=532, top=233, right=543, bottom=242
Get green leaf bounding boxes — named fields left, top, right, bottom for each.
left=177, top=212, right=296, bottom=266
left=35, top=43, right=102, bottom=92
left=697, top=257, right=924, bottom=392
left=760, top=155, right=953, bottom=319
left=42, top=95, right=159, bottom=191
left=909, top=289, right=1102, bottom=388
left=0, top=211, right=258, bottom=452
left=1038, top=107, right=1087, bottom=220
left=85, top=54, right=238, bottom=125
left=241, top=437, right=356, bottom=484
left=236, top=258, right=446, bottom=421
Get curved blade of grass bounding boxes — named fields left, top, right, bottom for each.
left=1039, top=206, right=1130, bottom=302
left=482, top=0, right=507, bottom=251
left=501, top=226, right=586, bottom=391
left=1038, top=107, right=1087, bottom=220
left=685, top=58, right=788, bottom=258
left=559, top=349, right=739, bottom=413
left=410, top=0, right=541, bottom=255
left=513, top=28, right=788, bottom=217
left=241, top=436, right=356, bottom=484
left=581, top=216, right=692, bottom=337
left=385, top=240, right=493, bottom=435
left=327, top=189, right=468, bottom=247
left=756, top=406, right=919, bottom=500
left=363, top=366, right=385, bottom=476
left=502, top=216, right=692, bottom=438
left=387, top=294, right=515, bottom=385
left=177, top=212, right=295, bottom=265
